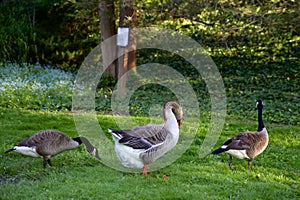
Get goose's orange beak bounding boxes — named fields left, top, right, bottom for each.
left=177, top=119, right=182, bottom=128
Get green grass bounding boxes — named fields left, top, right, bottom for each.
left=0, top=109, right=299, bottom=199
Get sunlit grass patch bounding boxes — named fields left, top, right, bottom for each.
left=0, top=109, right=299, bottom=199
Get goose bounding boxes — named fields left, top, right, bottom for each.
left=108, top=100, right=183, bottom=176
left=5, top=130, right=101, bottom=167
left=212, top=100, right=268, bottom=169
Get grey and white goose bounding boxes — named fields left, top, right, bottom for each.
left=5, top=130, right=101, bottom=167
left=212, top=100, right=268, bottom=169
left=108, top=100, right=183, bottom=176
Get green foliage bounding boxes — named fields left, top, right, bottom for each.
left=137, top=0, right=300, bottom=65
left=0, top=109, right=299, bottom=199
left=0, top=1, right=37, bottom=63
left=0, top=62, right=299, bottom=125
left=136, top=48, right=299, bottom=125
left=36, top=0, right=100, bottom=69
left=0, top=64, right=74, bottom=111
left=0, top=0, right=100, bottom=69
left=0, top=0, right=299, bottom=70
left=220, top=60, right=300, bottom=125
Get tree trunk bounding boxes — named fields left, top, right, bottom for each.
left=117, top=0, right=137, bottom=96
left=119, top=0, right=137, bottom=71
left=98, top=0, right=137, bottom=97
left=98, top=0, right=118, bottom=78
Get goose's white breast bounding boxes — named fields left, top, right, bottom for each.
left=114, top=143, right=144, bottom=169
left=226, top=149, right=250, bottom=159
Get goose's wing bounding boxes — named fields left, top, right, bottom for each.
left=109, top=129, right=153, bottom=149
left=119, top=134, right=154, bottom=149
left=128, top=124, right=168, bottom=144
left=130, top=124, right=164, bottom=136
left=212, top=131, right=259, bottom=154
left=109, top=124, right=169, bottom=149
left=224, top=132, right=254, bottom=150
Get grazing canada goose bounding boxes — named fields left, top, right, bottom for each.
left=5, top=130, right=101, bottom=167
left=212, top=100, right=268, bottom=169
left=108, top=100, right=183, bottom=176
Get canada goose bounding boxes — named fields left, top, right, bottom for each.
left=108, top=100, right=183, bottom=176
left=5, top=130, right=101, bottom=167
left=212, top=100, right=268, bottom=169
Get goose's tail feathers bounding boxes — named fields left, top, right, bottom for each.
left=108, top=128, right=122, bottom=140
left=5, top=148, right=16, bottom=154
left=211, top=148, right=227, bottom=155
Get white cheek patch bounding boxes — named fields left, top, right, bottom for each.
left=92, top=148, right=97, bottom=156
left=14, top=146, right=41, bottom=158
left=226, top=149, right=250, bottom=159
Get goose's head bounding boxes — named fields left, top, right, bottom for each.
left=163, top=100, right=184, bottom=128
left=256, top=99, right=263, bottom=109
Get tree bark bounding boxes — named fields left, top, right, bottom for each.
left=117, top=0, right=137, bottom=96
left=98, top=0, right=118, bottom=78
left=119, top=0, right=137, bottom=71
left=98, top=0, right=137, bottom=97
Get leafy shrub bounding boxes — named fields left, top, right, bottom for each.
left=0, top=2, right=37, bottom=64
left=0, top=61, right=299, bottom=126
left=1, top=0, right=299, bottom=71
left=0, top=64, right=74, bottom=111
left=0, top=0, right=100, bottom=69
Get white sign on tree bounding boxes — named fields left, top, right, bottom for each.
left=117, top=27, right=129, bottom=47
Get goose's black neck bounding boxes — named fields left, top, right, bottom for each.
left=73, top=137, right=94, bottom=152
left=73, top=137, right=101, bottom=160
left=72, top=137, right=83, bottom=145
left=257, top=101, right=265, bottom=132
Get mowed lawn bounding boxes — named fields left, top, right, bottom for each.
left=0, top=109, right=299, bottom=199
